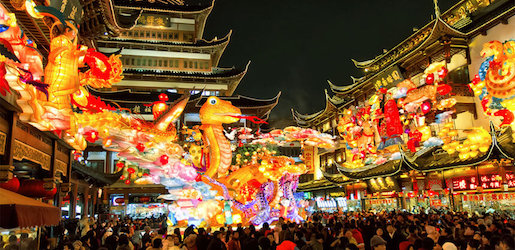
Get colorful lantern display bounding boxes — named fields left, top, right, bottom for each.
left=470, top=40, right=515, bottom=128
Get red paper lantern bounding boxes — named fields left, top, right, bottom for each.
left=116, top=161, right=125, bottom=169
left=18, top=179, right=56, bottom=198
left=421, top=102, right=431, bottom=114
left=160, top=155, right=169, bottom=165
left=437, top=67, right=448, bottom=78
left=0, top=177, right=20, bottom=192
left=127, top=167, right=136, bottom=174
left=437, top=84, right=452, bottom=96
left=85, top=130, right=99, bottom=143
left=158, top=93, right=169, bottom=102
left=124, top=179, right=131, bottom=185
left=136, top=143, right=145, bottom=152
left=425, top=73, right=434, bottom=84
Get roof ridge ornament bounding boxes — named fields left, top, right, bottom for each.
left=433, top=0, right=441, bottom=17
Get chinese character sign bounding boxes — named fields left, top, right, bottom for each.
left=452, top=172, right=515, bottom=191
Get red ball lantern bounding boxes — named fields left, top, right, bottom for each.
left=0, top=177, right=20, bottom=192
left=85, top=130, right=99, bottom=143
left=159, top=155, right=169, bottom=165
left=438, top=67, right=448, bottom=78
left=127, top=167, right=136, bottom=174
left=124, top=179, right=131, bottom=185
left=425, top=73, right=434, bottom=84
left=437, top=84, right=452, bottom=96
left=116, top=161, right=125, bottom=169
left=421, top=102, right=431, bottom=114
left=158, top=93, right=169, bottom=102
left=136, top=143, right=145, bottom=152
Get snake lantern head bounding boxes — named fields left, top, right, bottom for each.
left=200, top=96, right=241, bottom=125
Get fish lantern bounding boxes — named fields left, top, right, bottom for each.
left=426, top=73, right=435, bottom=85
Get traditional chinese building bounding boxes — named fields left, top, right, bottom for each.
left=294, top=0, right=515, bottom=213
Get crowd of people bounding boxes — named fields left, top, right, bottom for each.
left=1, top=211, right=514, bottom=250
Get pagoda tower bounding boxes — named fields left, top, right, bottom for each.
left=94, top=0, right=247, bottom=96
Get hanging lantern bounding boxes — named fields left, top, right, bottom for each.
left=0, top=177, right=20, bottom=192
left=158, top=93, right=169, bottom=102
left=425, top=73, right=435, bottom=84
left=116, top=161, right=125, bottom=169
left=421, top=102, right=431, bottom=114
left=437, top=84, right=452, bottom=96
left=136, top=143, right=145, bottom=152
left=160, top=155, right=169, bottom=165
left=127, top=167, right=136, bottom=174
left=85, top=130, right=99, bottom=143
left=437, top=67, right=448, bottom=78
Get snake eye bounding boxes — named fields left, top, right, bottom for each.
left=209, top=98, right=217, bottom=105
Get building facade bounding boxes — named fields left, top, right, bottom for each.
left=293, top=0, right=515, bottom=213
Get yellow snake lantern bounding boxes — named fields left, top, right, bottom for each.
left=199, top=96, right=241, bottom=178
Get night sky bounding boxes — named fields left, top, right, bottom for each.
left=195, top=0, right=458, bottom=128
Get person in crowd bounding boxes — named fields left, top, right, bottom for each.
left=146, top=238, right=162, bottom=250
left=207, top=231, right=226, bottom=250
left=226, top=231, right=240, bottom=250
left=370, top=235, right=387, bottom=250
left=385, top=223, right=406, bottom=250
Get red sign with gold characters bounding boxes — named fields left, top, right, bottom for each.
left=452, top=172, right=515, bottom=191
left=303, top=146, right=315, bottom=173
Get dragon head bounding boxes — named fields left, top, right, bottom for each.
left=200, top=96, right=241, bottom=125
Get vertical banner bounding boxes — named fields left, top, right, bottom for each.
left=303, top=146, right=315, bottom=173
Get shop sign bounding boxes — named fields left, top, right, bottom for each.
left=462, top=193, right=515, bottom=202
left=372, top=65, right=404, bottom=90
left=50, top=0, right=83, bottom=24
left=316, top=199, right=337, bottom=209
left=452, top=172, right=515, bottom=191
left=129, top=196, right=160, bottom=203
left=368, top=177, right=400, bottom=193
left=303, top=146, right=315, bottom=173
left=430, top=199, right=442, bottom=207
left=329, top=192, right=346, bottom=197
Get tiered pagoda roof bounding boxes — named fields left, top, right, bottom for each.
left=81, top=0, right=215, bottom=45
left=88, top=87, right=281, bottom=121
left=334, top=0, right=514, bottom=96
left=291, top=88, right=353, bottom=127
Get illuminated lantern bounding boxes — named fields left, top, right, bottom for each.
left=215, top=214, right=225, bottom=225
left=116, top=161, right=125, bottom=169
left=85, top=131, right=99, bottom=143
left=438, top=67, right=448, bottom=78
left=159, top=93, right=169, bottom=102
left=437, top=84, right=452, bottom=96
left=425, top=73, right=434, bottom=84
left=153, top=102, right=168, bottom=119
left=160, top=155, right=169, bottom=165
left=421, top=102, right=431, bottom=114
left=136, top=143, right=145, bottom=152
left=127, top=167, right=136, bottom=174
left=125, top=179, right=131, bottom=185
left=232, top=214, right=242, bottom=224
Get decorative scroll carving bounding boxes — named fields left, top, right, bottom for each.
left=0, top=131, right=6, bottom=155
left=13, top=140, right=51, bottom=170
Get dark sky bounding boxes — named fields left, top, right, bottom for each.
left=194, top=0, right=458, bottom=128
